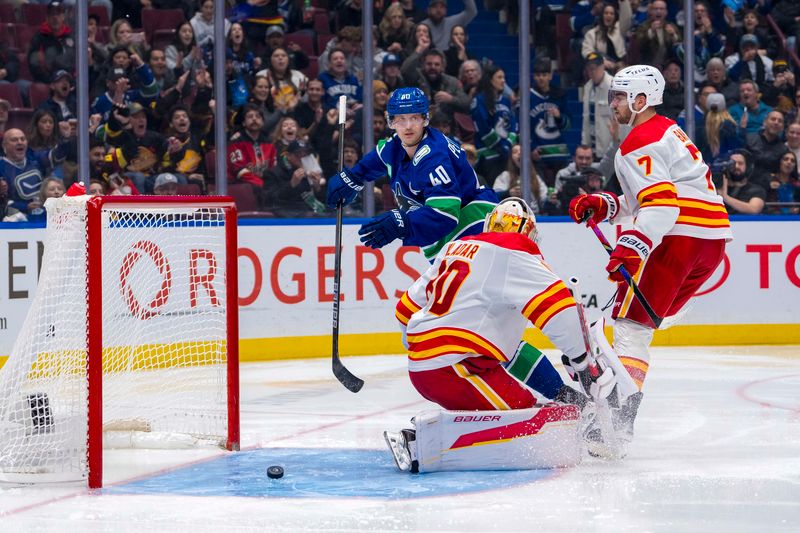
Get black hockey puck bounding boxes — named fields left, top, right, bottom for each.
left=267, top=465, right=284, bottom=479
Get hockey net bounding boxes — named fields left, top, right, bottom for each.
left=0, top=195, right=239, bottom=487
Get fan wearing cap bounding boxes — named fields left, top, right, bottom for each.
left=260, top=25, right=309, bottom=73
left=27, top=1, right=75, bottom=84
left=380, top=54, right=407, bottom=93
left=101, top=101, right=170, bottom=194
left=725, top=33, right=774, bottom=87
left=761, top=59, right=796, bottom=112
left=568, top=65, right=732, bottom=450
left=263, top=138, right=326, bottom=216
left=326, top=87, right=498, bottom=261
left=91, top=49, right=159, bottom=122
left=581, top=52, right=616, bottom=157
left=153, top=173, right=179, bottom=196
left=226, top=102, right=277, bottom=191
left=37, top=70, right=76, bottom=124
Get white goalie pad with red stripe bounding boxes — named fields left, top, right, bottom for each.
left=414, top=404, right=581, bottom=473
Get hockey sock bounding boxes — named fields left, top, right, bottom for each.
left=505, top=341, right=564, bottom=399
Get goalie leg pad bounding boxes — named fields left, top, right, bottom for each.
left=413, top=405, right=582, bottom=472
left=505, top=341, right=565, bottom=399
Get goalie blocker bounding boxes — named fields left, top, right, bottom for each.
left=384, top=404, right=581, bottom=473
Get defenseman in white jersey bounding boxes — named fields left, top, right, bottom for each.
left=386, top=198, right=610, bottom=472
left=569, top=65, right=732, bottom=445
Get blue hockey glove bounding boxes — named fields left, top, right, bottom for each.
left=358, top=209, right=409, bottom=248
left=326, top=168, right=364, bottom=208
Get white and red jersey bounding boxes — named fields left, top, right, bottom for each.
left=395, top=232, right=587, bottom=372
left=613, top=114, right=732, bottom=247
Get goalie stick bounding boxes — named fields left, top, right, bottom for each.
left=584, top=219, right=663, bottom=329
left=332, top=95, right=364, bottom=393
left=567, top=277, right=623, bottom=459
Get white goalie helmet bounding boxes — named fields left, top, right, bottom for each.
left=609, top=64, right=665, bottom=115
left=483, top=197, right=538, bottom=242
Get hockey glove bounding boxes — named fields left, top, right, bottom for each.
left=568, top=192, right=619, bottom=225
left=358, top=209, right=408, bottom=249
left=326, top=168, right=364, bottom=208
left=607, top=229, right=651, bottom=283
left=562, top=353, right=616, bottom=400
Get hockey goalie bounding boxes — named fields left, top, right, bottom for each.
left=385, top=198, right=616, bottom=473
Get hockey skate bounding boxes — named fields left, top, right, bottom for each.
left=383, top=429, right=419, bottom=473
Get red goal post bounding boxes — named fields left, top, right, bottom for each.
left=0, top=195, right=239, bottom=489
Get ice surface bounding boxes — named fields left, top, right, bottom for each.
left=1, top=347, right=799, bottom=532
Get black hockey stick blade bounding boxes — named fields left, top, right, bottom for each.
left=333, top=356, right=364, bottom=393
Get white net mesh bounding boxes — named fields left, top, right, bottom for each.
left=0, top=196, right=233, bottom=483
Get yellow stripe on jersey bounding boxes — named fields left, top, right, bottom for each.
left=532, top=297, right=575, bottom=330
left=453, top=362, right=511, bottom=410
left=395, top=292, right=422, bottom=325
left=678, top=198, right=728, bottom=213
left=522, top=282, right=564, bottom=317
left=407, top=328, right=506, bottom=361
left=636, top=182, right=677, bottom=205
left=640, top=198, right=679, bottom=208
left=675, top=215, right=731, bottom=227
left=618, top=265, right=645, bottom=317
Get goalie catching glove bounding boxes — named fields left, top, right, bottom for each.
left=358, top=209, right=409, bottom=248
left=607, top=229, right=651, bottom=283
left=568, top=192, right=619, bottom=225
left=326, top=168, right=364, bottom=208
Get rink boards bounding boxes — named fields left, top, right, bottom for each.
left=1, top=216, right=799, bottom=363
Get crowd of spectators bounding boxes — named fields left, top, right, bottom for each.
left=1, top=0, right=799, bottom=222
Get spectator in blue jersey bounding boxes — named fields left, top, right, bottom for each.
left=318, top=48, right=363, bottom=110
left=471, top=64, right=518, bottom=186
left=326, top=87, right=498, bottom=261
left=0, top=127, right=71, bottom=219
left=528, top=57, right=571, bottom=186
left=92, top=59, right=159, bottom=122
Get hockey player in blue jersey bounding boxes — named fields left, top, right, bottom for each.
left=325, top=87, right=498, bottom=261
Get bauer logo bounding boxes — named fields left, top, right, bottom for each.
left=454, top=415, right=502, bottom=422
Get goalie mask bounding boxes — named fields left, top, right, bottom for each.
left=483, top=197, right=538, bottom=242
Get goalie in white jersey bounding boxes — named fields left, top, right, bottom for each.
left=569, top=65, right=732, bottom=446
left=385, top=198, right=607, bottom=472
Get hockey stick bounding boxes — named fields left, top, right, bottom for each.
left=332, top=95, right=364, bottom=393
left=584, top=219, right=663, bottom=329
left=568, top=277, right=622, bottom=459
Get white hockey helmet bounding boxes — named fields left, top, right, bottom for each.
left=483, top=197, right=538, bottom=242
left=609, top=64, right=665, bottom=116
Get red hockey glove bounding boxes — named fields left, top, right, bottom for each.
left=606, top=230, right=651, bottom=283
left=568, top=192, right=619, bottom=224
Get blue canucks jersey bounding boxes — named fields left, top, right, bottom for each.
left=0, top=147, right=65, bottom=213
left=349, top=127, right=498, bottom=260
